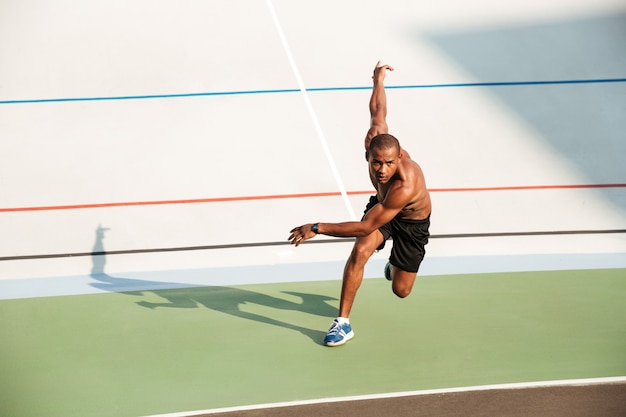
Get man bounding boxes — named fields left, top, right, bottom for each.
left=288, top=61, right=431, bottom=346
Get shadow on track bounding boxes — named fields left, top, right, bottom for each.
left=89, top=225, right=336, bottom=345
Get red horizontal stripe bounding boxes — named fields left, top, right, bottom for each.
left=1, top=183, right=625, bottom=213
left=428, top=183, right=626, bottom=192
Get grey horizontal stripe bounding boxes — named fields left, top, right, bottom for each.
left=2, top=229, right=625, bottom=262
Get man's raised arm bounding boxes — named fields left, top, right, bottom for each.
left=364, top=61, right=394, bottom=156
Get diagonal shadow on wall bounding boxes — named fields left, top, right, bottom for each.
left=423, top=12, right=626, bottom=210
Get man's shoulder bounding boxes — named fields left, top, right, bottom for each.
left=386, top=174, right=418, bottom=201
left=399, top=156, right=423, bottom=181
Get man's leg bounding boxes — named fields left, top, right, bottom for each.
left=338, top=230, right=385, bottom=318
left=387, top=265, right=417, bottom=298
left=324, top=230, right=384, bottom=346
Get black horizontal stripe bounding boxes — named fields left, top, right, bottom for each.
left=1, top=229, right=624, bottom=262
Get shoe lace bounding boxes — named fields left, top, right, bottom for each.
left=327, top=321, right=343, bottom=336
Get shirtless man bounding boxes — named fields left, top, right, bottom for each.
left=288, top=61, right=431, bottom=346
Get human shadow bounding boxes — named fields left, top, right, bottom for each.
left=89, top=225, right=336, bottom=345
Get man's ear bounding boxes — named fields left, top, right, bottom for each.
left=365, top=151, right=369, bottom=161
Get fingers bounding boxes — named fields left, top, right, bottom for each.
left=375, top=60, right=393, bottom=71
left=289, top=226, right=305, bottom=247
left=373, top=62, right=394, bottom=79
left=289, top=225, right=314, bottom=247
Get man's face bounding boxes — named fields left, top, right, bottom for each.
left=368, top=146, right=400, bottom=184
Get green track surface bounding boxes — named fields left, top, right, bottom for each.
left=1, top=269, right=625, bottom=417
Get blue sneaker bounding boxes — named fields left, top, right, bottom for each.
left=384, top=262, right=392, bottom=281
left=323, top=319, right=354, bottom=346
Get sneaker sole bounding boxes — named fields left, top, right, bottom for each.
left=324, top=330, right=354, bottom=347
left=384, top=262, right=392, bottom=281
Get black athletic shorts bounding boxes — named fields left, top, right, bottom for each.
left=364, top=195, right=430, bottom=273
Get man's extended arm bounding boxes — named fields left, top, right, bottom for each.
left=364, top=61, right=394, bottom=155
left=288, top=184, right=412, bottom=247
left=288, top=204, right=394, bottom=247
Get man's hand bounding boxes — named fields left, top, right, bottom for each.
left=372, top=61, right=394, bottom=84
left=288, top=224, right=317, bottom=247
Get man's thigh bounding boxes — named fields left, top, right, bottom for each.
left=353, top=229, right=386, bottom=258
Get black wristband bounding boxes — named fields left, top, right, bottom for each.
left=312, top=223, right=319, bottom=234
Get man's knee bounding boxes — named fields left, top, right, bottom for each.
left=349, top=235, right=382, bottom=264
left=349, top=249, right=373, bottom=268
left=390, top=269, right=417, bottom=298
left=392, top=283, right=412, bottom=298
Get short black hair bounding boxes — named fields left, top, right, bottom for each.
left=369, top=133, right=400, bottom=154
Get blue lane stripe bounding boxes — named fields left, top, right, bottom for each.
left=0, top=88, right=301, bottom=105
left=2, top=78, right=625, bottom=105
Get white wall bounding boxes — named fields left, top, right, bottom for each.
left=1, top=0, right=626, bottom=284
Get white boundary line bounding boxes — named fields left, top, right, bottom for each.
left=144, top=376, right=626, bottom=417
left=265, top=0, right=357, bottom=221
